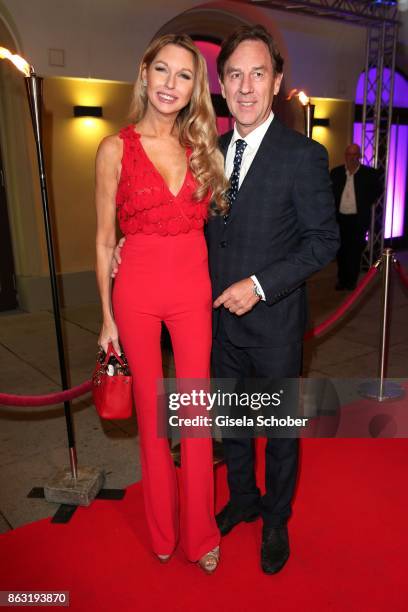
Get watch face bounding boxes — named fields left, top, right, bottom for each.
left=253, top=283, right=261, bottom=298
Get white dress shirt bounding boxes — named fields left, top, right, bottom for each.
left=225, top=111, right=274, bottom=188
left=225, top=112, right=275, bottom=300
left=339, top=165, right=360, bottom=215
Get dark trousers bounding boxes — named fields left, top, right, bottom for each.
left=337, top=214, right=367, bottom=289
left=211, top=314, right=302, bottom=528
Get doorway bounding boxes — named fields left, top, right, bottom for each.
left=0, top=143, right=18, bottom=310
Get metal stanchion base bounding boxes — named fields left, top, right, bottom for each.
left=27, top=467, right=126, bottom=523
left=359, top=380, right=405, bottom=401
left=43, top=466, right=105, bottom=506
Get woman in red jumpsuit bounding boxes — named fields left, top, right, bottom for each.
left=95, top=34, right=228, bottom=573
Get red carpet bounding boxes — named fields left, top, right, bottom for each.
left=1, top=439, right=407, bottom=612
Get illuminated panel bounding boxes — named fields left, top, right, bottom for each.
left=355, top=69, right=408, bottom=106
left=194, top=40, right=221, bottom=93
left=353, top=122, right=407, bottom=239
left=195, top=40, right=233, bottom=134
left=216, top=116, right=233, bottom=135
left=385, top=125, right=407, bottom=238
left=354, top=69, right=408, bottom=239
left=353, top=122, right=374, bottom=165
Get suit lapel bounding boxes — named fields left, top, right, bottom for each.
left=219, top=131, right=233, bottom=159
left=207, top=132, right=232, bottom=236
left=225, top=117, right=284, bottom=226
left=353, top=166, right=363, bottom=210
left=339, top=167, right=347, bottom=194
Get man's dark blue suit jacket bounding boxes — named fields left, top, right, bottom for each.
left=206, top=117, right=340, bottom=348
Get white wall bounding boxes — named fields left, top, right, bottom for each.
left=0, top=0, right=380, bottom=100
left=1, top=0, right=204, bottom=80
left=261, top=9, right=366, bottom=100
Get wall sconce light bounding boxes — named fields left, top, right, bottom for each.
left=313, top=118, right=330, bottom=127
left=73, top=105, right=103, bottom=118
left=286, top=89, right=314, bottom=138
left=286, top=89, right=331, bottom=136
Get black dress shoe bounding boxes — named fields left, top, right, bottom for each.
left=261, top=526, right=290, bottom=574
left=216, top=502, right=260, bottom=536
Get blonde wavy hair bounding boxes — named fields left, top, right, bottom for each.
left=129, top=33, right=229, bottom=215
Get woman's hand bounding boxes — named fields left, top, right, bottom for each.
left=111, top=236, right=126, bottom=278
left=98, top=319, right=121, bottom=355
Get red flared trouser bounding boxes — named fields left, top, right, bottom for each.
left=112, top=230, right=219, bottom=561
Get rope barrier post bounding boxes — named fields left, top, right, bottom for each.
left=24, top=73, right=77, bottom=480
left=359, top=248, right=404, bottom=401
left=379, top=248, right=392, bottom=400
left=0, top=53, right=125, bottom=522
left=24, top=72, right=107, bottom=514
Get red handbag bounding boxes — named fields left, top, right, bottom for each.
left=92, top=342, right=133, bottom=419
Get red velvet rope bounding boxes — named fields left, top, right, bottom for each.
left=394, top=260, right=408, bottom=291
left=0, top=265, right=380, bottom=408
left=304, top=265, right=379, bottom=340
left=0, top=380, right=92, bottom=407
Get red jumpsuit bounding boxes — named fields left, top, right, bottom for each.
left=112, top=125, right=219, bottom=561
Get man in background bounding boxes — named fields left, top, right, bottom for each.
left=331, top=144, right=381, bottom=290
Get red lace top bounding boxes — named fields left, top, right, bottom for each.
left=116, top=125, right=210, bottom=236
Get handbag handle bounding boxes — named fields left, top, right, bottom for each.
left=102, top=342, right=126, bottom=368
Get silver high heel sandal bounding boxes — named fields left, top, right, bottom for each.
left=197, top=546, right=220, bottom=574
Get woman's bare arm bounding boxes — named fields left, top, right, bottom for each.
left=95, top=134, right=122, bottom=353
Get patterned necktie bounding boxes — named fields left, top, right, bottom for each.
left=224, top=138, right=247, bottom=222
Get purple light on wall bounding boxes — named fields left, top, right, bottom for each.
left=195, top=40, right=233, bottom=134
left=354, top=69, right=408, bottom=239
left=355, top=69, right=408, bottom=107
left=353, top=122, right=374, bottom=166
left=194, top=40, right=221, bottom=93
left=385, top=125, right=407, bottom=238
left=353, top=123, right=407, bottom=239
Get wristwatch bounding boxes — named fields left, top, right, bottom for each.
left=252, top=281, right=262, bottom=299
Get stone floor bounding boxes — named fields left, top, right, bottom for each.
left=1, top=255, right=407, bottom=535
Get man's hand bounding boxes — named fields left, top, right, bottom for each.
left=111, top=236, right=126, bottom=278
left=213, top=278, right=260, bottom=316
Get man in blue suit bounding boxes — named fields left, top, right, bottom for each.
left=207, top=25, right=339, bottom=574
